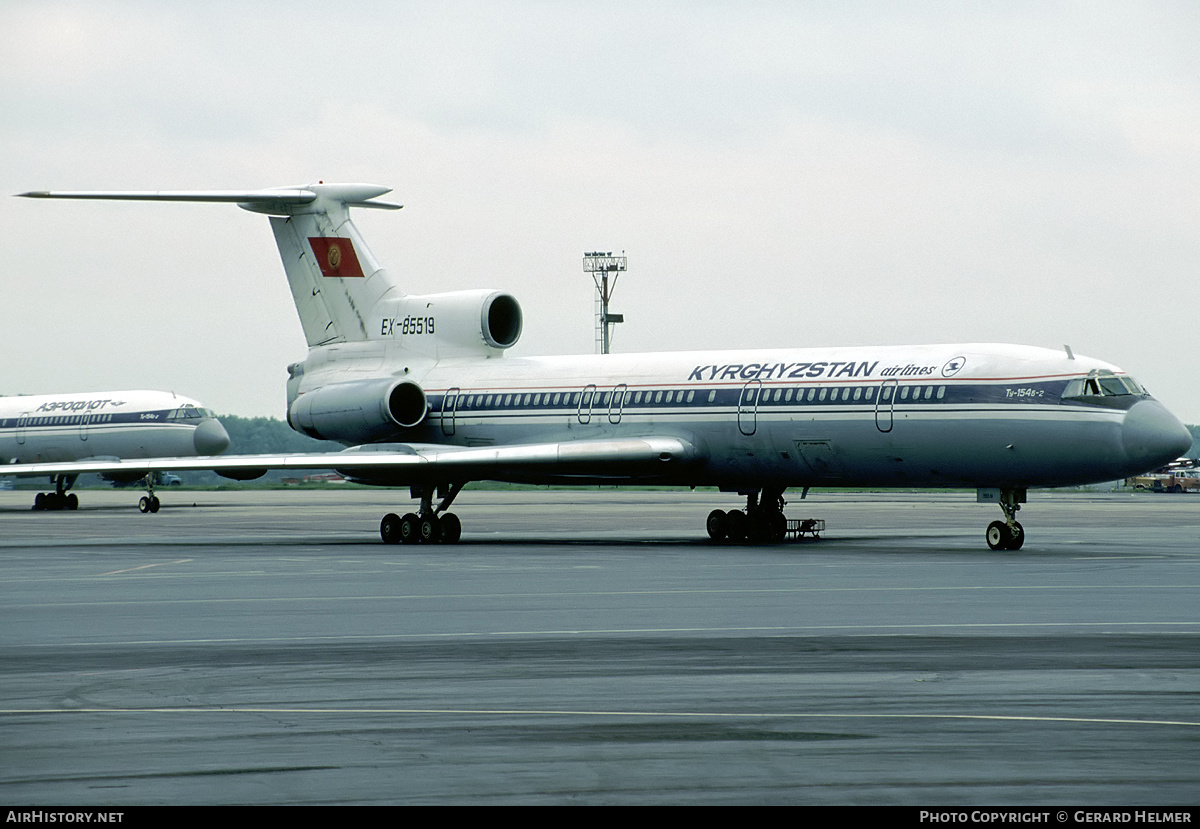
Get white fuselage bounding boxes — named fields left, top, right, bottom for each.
left=293, top=341, right=1190, bottom=491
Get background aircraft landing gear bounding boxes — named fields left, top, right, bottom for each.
left=381, top=482, right=465, bottom=545
left=33, top=491, right=78, bottom=510
left=137, top=475, right=161, bottom=513
left=985, top=489, right=1025, bottom=550
left=32, top=476, right=79, bottom=511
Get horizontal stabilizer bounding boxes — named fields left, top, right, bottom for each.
left=17, top=182, right=405, bottom=345
left=17, top=183, right=402, bottom=215
left=19, top=189, right=316, bottom=204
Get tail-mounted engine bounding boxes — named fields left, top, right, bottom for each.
left=379, top=289, right=522, bottom=359
left=288, top=378, right=428, bottom=444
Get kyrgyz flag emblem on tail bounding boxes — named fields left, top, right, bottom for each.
left=309, top=237, right=365, bottom=277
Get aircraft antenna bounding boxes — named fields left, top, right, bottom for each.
left=582, top=251, right=627, bottom=354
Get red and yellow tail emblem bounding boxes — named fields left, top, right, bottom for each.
left=308, top=237, right=365, bottom=277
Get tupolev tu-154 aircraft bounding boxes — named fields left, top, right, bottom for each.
left=1, top=389, right=230, bottom=511
left=11, top=182, right=1192, bottom=549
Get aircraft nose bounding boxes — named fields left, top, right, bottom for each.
left=194, top=417, right=231, bottom=455
left=1122, top=399, right=1192, bottom=473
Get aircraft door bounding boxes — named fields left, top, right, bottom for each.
left=80, top=412, right=90, bottom=442
left=577, top=384, right=597, bottom=425
left=738, top=380, right=761, bottom=436
left=441, top=387, right=460, bottom=436
left=16, top=412, right=28, bottom=445
left=608, top=384, right=627, bottom=424
left=875, top=379, right=897, bottom=433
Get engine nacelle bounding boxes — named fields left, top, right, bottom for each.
left=382, top=289, right=522, bottom=358
left=288, top=378, right=427, bottom=444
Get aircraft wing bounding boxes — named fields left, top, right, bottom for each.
left=0, top=436, right=698, bottom=483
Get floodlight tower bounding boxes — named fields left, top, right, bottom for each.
left=582, top=251, right=627, bottom=354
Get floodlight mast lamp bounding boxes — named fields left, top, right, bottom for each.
left=582, top=251, right=627, bottom=354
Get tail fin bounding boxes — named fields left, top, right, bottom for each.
left=19, top=183, right=404, bottom=347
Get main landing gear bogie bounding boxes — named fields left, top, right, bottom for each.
left=32, top=491, right=79, bottom=511
left=706, top=488, right=790, bottom=544
left=32, top=475, right=79, bottom=511
left=380, top=511, right=462, bottom=545
left=380, top=483, right=466, bottom=545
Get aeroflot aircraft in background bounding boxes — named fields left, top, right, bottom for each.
left=1, top=390, right=230, bottom=511
left=11, top=183, right=1192, bottom=549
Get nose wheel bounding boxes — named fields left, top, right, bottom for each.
left=137, top=474, right=162, bottom=513
left=985, top=489, right=1025, bottom=550
left=986, top=519, right=1024, bottom=550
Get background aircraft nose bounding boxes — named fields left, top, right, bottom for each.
left=1122, top=399, right=1192, bottom=473
left=193, top=417, right=231, bottom=455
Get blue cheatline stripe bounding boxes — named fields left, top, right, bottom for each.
left=426, top=379, right=1129, bottom=417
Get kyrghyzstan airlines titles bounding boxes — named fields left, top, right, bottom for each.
left=685, top=359, right=956, bottom=382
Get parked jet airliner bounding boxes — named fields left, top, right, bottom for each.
left=1, top=390, right=230, bottom=511
left=11, top=183, right=1191, bottom=548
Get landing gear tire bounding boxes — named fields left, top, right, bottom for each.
left=986, top=521, right=1010, bottom=550
left=747, top=510, right=787, bottom=543
left=381, top=513, right=402, bottom=544
left=66, top=493, right=78, bottom=510
left=399, top=513, right=421, bottom=544
left=1007, top=521, right=1024, bottom=550
left=770, top=511, right=787, bottom=542
left=706, top=509, right=729, bottom=541
left=439, top=512, right=462, bottom=544
left=139, top=496, right=151, bottom=514
left=726, top=509, right=748, bottom=541
left=418, top=515, right=440, bottom=544
left=986, top=520, right=1024, bottom=550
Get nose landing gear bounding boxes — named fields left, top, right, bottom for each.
left=985, top=488, right=1025, bottom=550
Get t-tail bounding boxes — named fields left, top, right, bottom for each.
left=18, top=183, right=523, bottom=358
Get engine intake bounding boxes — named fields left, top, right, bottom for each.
left=483, top=292, right=522, bottom=349
left=386, top=380, right=427, bottom=428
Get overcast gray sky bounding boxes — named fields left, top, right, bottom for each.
left=3, top=1, right=1199, bottom=421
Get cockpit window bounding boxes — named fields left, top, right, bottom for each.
left=1063, top=373, right=1145, bottom=399
left=1098, top=377, right=1126, bottom=396
left=167, top=405, right=209, bottom=420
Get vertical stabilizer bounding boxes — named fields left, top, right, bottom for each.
left=244, top=184, right=404, bottom=347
